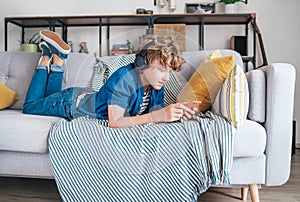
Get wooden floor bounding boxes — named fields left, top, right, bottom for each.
left=0, top=150, right=299, bottom=202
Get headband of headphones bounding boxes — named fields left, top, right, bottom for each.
left=134, top=40, right=156, bottom=70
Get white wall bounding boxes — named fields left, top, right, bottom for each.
left=1, top=0, right=300, bottom=144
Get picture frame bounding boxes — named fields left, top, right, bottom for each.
left=185, top=3, right=215, bottom=14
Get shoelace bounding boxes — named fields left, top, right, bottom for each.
left=37, top=55, right=53, bottom=73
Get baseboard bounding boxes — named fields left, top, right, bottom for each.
left=296, top=143, right=300, bottom=149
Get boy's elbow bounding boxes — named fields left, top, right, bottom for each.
left=108, top=119, right=119, bottom=128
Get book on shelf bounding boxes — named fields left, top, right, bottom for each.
left=111, top=41, right=135, bottom=55
left=111, top=49, right=132, bottom=55
left=112, top=44, right=130, bottom=50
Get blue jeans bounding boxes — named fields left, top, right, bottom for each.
left=23, top=64, right=73, bottom=119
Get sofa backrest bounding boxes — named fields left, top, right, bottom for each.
left=0, top=52, right=96, bottom=109
left=179, top=49, right=244, bottom=81
left=163, top=49, right=244, bottom=105
left=1, top=49, right=261, bottom=121
left=177, top=49, right=265, bottom=123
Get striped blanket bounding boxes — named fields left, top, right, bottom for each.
left=49, top=111, right=234, bottom=202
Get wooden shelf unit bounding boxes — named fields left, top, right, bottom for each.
left=4, top=13, right=257, bottom=68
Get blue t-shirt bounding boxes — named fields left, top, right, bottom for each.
left=94, top=63, right=164, bottom=119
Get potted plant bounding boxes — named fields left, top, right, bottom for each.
left=218, top=0, right=246, bottom=13
left=20, top=32, right=40, bottom=52
left=218, top=0, right=245, bottom=3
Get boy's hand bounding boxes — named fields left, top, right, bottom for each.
left=151, top=103, right=185, bottom=122
left=150, top=101, right=202, bottom=123
left=180, top=101, right=202, bottom=120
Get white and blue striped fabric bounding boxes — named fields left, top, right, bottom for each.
left=164, top=72, right=184, bottom=107
left=49, top=111, right=234, bottom=202
left=91, top=54, right=136, bottom=92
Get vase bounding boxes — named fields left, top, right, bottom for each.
left=224, top=4, right=237, bottom=13
left=21, top=44, right=39, bottom=52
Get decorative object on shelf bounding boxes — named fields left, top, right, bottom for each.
left=20, top=32, right=40, bottom=52
left=157, top=0, right=176, bottom=12
left=218, top=0, right=247, bottom=4
left=154, top=24, right=186, bottom=52
left=136, top=8, right=154, bottom=14
left=127, top=40, right=134, bottom=53
left=225, top=3, right=237, bottom=13
left=169, top=0, right=176, bottom=11
left=79, top=41, right=89, bottom=54
left=111, top=40, right=134, bottom=55
left=145, top=10, right=154, bottom=14
left=185, top=3, right=215, bottom=13
left=136, top=8, right=146, bottom=14
left=217, top=0, right=247, bottom=13
left=68, top=41, right=74, bottom=52
left=158, top=0, right=166, bottom=7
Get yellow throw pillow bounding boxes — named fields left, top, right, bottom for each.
left=0, top=82, right=19, bottom=110
left=177, top=51, right=235, bottom=112
left=208, top=49, right=223, bottom=59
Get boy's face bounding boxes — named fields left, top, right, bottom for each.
left=142, top=59, right=172, bottom=90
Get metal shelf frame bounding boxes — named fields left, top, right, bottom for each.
left=4, top=13, right=256, bottom=67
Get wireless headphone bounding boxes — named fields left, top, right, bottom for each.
left=134, top=40, right=156, bottom=70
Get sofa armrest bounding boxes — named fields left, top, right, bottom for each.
left=260, top=63, right=296, bottom=186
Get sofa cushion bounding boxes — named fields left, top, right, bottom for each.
left=176, top=53, right=235, bottom=112
left=233, top=120, right=266, bottom=157
left=212, top=64, right=249, bottom=128
left=0, top=109, right=61, bottom=153
left=164, top=49, right=244, bottom=107
left=0, top=82, right=19, bottom=110
left=164, top=50, right=222, bottom=107
left=245, top=69, right=266, bottom=123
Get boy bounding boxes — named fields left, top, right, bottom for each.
left=23, top=30, right=200, bottom=128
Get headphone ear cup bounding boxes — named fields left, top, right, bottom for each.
left=134, top=40, right=155, bottom=70
left=135, top=54, right=148, bottom=70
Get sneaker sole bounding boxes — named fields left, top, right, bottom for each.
left=40, top=30, right=71, bottom=54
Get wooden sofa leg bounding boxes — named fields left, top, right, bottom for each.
left=241, top=187, right=248, bottom=201
left=249, top=184, right=260, bottom=202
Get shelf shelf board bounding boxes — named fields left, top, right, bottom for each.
left=5, top=13, right=256, bottom=28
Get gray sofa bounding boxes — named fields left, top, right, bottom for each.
left=0, top=50, right=296, bottom=201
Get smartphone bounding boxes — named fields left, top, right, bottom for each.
left=184, top=101, right=202, bottom=109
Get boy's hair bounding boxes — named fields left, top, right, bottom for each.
left=135, top=35, right=185, bottom=71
